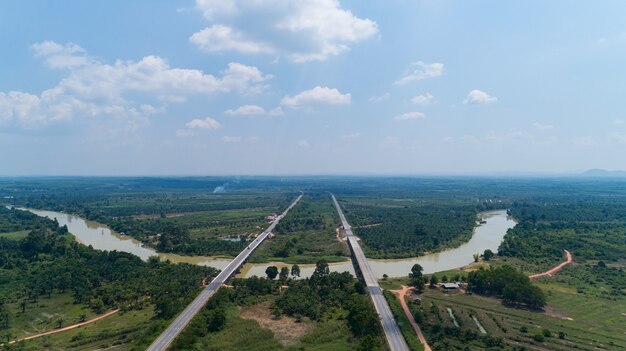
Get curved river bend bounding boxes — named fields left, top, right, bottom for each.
left=25, top=209, right=515, bottom=278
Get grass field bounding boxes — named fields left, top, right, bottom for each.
left=249, top=194, right=349, bottom=264
left=0, top=230, right=30, bottom=240
left=3, top=301, right=158, bottom=351
left=415, top=286, right=625, bottom=351
left=178, top=296, right=384, bottom=351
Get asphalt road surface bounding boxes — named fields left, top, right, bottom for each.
left=331, top=194, right=410, bottom=351
left=147, top=193, right=303, bottom=351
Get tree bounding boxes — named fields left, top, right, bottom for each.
left=429, top=275, right=438, bottom=288
left=290, top=264, right=300, bottom=278
left=410, top=263, right=423, bottom=279
left=207, top=308, right=226, bottom=332
left=0, top=301, right=10, bottom=330
left=441, top=275, right=448, bottom=283
left=279, top=267, right=289, bottom=282
left=483, top=249, right=494, bottom=261
left=313, top=260, right=329, bottom=277
left=411, top=277, right=425, bottom=293
left=265, top=266, right=279, bottom=280
left=89, top=298, right=105, bottom=314
left=473, top=253, right=480, bottom=262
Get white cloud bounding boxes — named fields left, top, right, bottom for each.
left=281, top=86, right=351, bottom=107
left=177, top=117, right=221, bottom=137
left=268, top=107, right=284, bottom=116
left=190, top=25, right=274, bottom=54
left=369, top=93, right=390, bottom=102
left=31, top=41, right=92, bottom=69
left=394, top=62, right=444, bottom=85
left=411, top=93, right=435, bottom=106
left=186, top=117, right=221, bottom=130
left=532, top=122, right=553, bottom=130
left=192, top=0, right=378, bottom=62
left=225, top=104, right=266, bottom=115
left=0, top=41, right=271, bottom=128
left=341, top=132, right=362, bottom=139
left=195, top=0, right=238, bottom=20
left=393, top=112, right=425, bottom=121
left=222, top=135, right=242, bottom=142
left=297, top=139, right=310, bottom=147
left=613, top=118, right=624, bottom=125
left=463, top=89, right=497, bottom=105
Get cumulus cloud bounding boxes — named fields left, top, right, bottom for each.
left=0, top=41, right=271, bottom=128
left=463, top=89, right=497, bottom=105
left=176, top=117, right=221, bottom=137
left=393, top=112, right=425, bottom=121
left=411, top=93, right=435, bottom=106
left=532, top=122, right=553, bottom=130
left=191, top=0, right=378, bottom=62
left=225, top=104, right=266, bottom=115
left=394, top=62, right=444, bottom=85
left=297, top=139, right=310, bottom=147
left=281, top=86, right=351, bottom=107
left=190, top=25, right=274, bottom=54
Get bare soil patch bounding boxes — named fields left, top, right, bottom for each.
left=239, top=300, right=313, bottom=346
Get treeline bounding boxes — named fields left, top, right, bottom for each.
left=13, top=191, right=290, bottom=220
left=509, top=199, right=626, bottom=223
left=0, top=206, right=56, bottom=233
left=344, top=201, right=479, bottom=258
left=499, top=221, right=626, bottom=263
left=468, top=265, right=546, bottom=309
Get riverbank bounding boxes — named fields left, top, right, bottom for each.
left=22, top=208, right=516, bottom=279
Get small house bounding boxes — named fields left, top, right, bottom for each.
left=441, top=282, right=460, bottom=291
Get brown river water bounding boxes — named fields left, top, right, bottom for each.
left=25, top=208, right=515, bottom=278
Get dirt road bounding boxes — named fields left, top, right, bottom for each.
left=390, top=286, right=432, bottom=351
left=529, top=250, right=573, bottom=279
left=2, top=309, right=120, bottom=346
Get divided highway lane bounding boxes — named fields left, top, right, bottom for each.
left=147, top=193, right=303, bottom=351
left=331, top=194, right=409, bottom=351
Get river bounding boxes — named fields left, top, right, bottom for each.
left=24, top=208, right=515, bottom=278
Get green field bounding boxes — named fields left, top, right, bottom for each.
left=6, top=306, right=159, bottom=351
left=413, top=282, right=625, bottom=351
left=0, top=230, right=29, bottom=240
left=250, top=194, right=349, bottom=264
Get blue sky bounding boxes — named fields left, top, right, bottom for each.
left=1, top=0, right=626, bottom=175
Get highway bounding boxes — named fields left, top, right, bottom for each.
left=331, top=194, right=410, bottom=351
left=147, top=193, right=303, bottom=351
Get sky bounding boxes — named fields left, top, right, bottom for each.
left=1, top=0, right=626, bottom=176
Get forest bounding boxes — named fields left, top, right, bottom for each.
left=0, top=207, right=218, bottom=348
